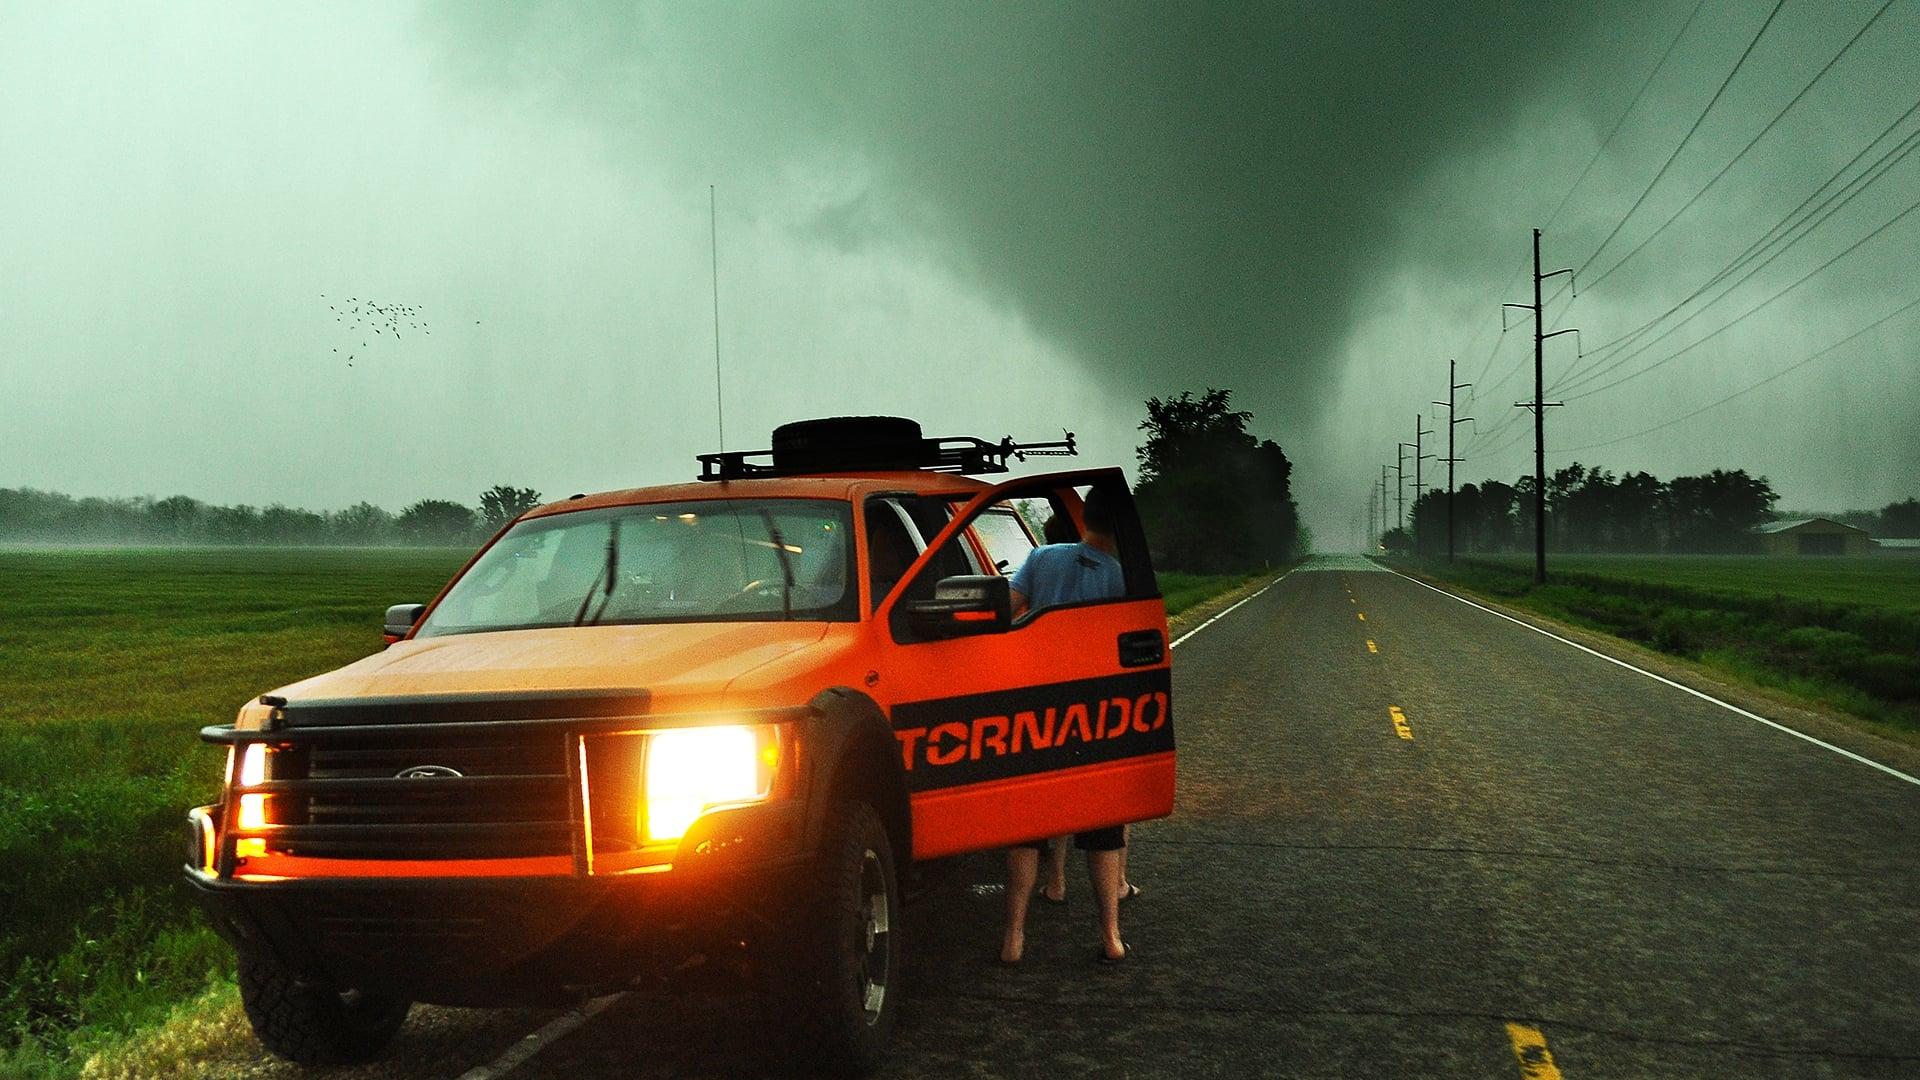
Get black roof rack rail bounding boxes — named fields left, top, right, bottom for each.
left=697, top=432, right=1076, bottom=481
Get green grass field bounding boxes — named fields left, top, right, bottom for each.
left=0, top=547, right=1256, bottom=1076
left=1409, top=553, right=1920, bottom=743
left=0, top=548, right=469, bottom=1076
left=1457, top=553, right=1920, bottom=613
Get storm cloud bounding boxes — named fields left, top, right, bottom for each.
left=3, top=2, right=1915, bottom=546
left=424, top=1, right=1644, bottom=426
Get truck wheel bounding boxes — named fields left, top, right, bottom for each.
left=764, top=799, right=900, bottom=1076
left=238, top=955, right=410, bottom=1064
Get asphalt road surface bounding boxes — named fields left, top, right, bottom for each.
left=260, top=555, right=1920, bottom=1079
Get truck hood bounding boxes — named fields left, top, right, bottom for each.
left=268, top=622, right=831, bottom=710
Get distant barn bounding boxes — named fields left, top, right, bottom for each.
left=1875, top=537, right=1920, bottom=556
left=1753, top=517, right=1872, bottom=557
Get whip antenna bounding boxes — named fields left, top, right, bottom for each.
left=710, top=184, right=725, bottom=453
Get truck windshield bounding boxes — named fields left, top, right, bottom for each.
left=416, top=499, right=857, bottom=636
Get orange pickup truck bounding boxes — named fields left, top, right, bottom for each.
left=186, top=417, right=1174, bottom=1073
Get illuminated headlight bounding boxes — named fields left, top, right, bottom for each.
left=236, top=744, right=269, bottom=830
left=642, top=725, right=778, bottom=844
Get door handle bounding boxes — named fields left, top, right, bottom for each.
left=1118, top=629, right=1165, bottom=668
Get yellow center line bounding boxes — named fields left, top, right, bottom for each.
left=1366, top=639, right=1378, bottom=653
left=1389, top=705, right=1412, bottom=740
left=1350, top=597, right=1357, bottom=603
left=1356, top=612, right=1366, bottom=622
left=1504, top=1022, right=1563, bottom=1079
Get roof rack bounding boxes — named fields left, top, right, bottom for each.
left=697, top=432, right=1077, bottom=482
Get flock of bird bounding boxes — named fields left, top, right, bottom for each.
left=323, top=294, right=444, bottom=367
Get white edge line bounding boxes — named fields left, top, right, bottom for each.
left=1377, top=562, right=1920, bottom=788
left=466, top=563, right=1291, bottom=1078
left=1169, top=569, right=1294, bottom=650
left=458, top=992, right=626, bottom=1080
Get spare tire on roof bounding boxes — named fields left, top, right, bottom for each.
left=771, top=416, right=926, bottom=473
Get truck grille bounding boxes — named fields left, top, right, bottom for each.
left=271, top=734, right=573, bottom=860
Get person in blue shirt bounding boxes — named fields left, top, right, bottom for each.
left=1000, top=488, right=1137, bottom=965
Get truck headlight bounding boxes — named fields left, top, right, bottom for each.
left=236, top=744, right=270, bottom=830
left=642, top=725, right=777, bottom=844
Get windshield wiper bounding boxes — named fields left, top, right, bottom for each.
left=757, top=509, right=795, bottom=621
left=573, top=517, right=621, bottom=626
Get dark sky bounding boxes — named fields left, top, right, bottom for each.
left=5, top=1, right=1916, bottom=547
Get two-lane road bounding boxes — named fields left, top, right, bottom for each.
left=262, top=556, right=1920, bottom=1078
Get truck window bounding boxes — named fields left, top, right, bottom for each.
left=972, top=505, right=1037, bottom=576
left=417, top=499, right=857, bottom=635
left=864, top=501, right=921, bottom=612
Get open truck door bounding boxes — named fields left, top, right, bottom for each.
left=875, top=467, right=1173, bottom=860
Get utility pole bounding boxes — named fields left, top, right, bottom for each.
left=1366, top=483, right=1377, bottom=553
left=1379, top=466, right=1391, bottom=551
left=1412, top=415, right=1435, bottom=550
left=1395, top=443, right=1412, bottom=533
left=1433, top=358, right=1473, bottom=563
left=1504, top=228, right=1575, bottom=585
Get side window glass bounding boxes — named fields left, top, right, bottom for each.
left=972, top=505, right=1037, bottom=576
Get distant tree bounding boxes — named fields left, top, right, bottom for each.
left=1134, top=388, right=1301, bottom=572
left=332, top=502, right=395, bottom=545
left=397, top=499, right=478, bottom=546
left=1880, top=498, right=1920, bottom=537
left=204, top=504, right=263, bottom=544
left=1666, top=469, right=1776, bottom=553
left=150, top=495, right=204, bottom=539
left=260, top=504, right=329, bottom=545
left=1409, top=490, right=1446, bottom=555
left=1612, top=471, right=1666, bottom=551
left=479, top=485, right=543, bottom=533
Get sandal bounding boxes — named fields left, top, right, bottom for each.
left=1037, top=887, right=1068, bottom=906
left=1120, top=883, right=1141, bottom=904
left=1096, top=943, right=1133, bottom=965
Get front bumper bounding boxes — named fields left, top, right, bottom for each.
left=185, top=797, right=810, bottom=1005
left=188, top=855, right=807, bottom=1005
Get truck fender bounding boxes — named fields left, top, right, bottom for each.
left=800, top=687, right=911, bottom=869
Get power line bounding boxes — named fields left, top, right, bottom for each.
left=1457, top=1, right=1703, bottom=412
left=1576, top=0, right=1789, bottom=277
left=1555, top=122, right=1920, bottom=393
left=1550, top=291, right=1920, bottom=454
left=1579, top=0, right=1901, bottom=293
left=1541, top=0, right=1711, bottom=231
left=1561, top=189, right=1920, bottom=402
left=1561, top=98, right=1920, bottom=374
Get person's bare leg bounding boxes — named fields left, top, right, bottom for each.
left=1119, top=831, right=1134, bottom=897
left=1041, top=836, right=1069, bottom=902
left=1086, top=848, right=1126, bottom=959
left=1003, top=848, right=1040, bottom=963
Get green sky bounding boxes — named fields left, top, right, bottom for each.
left=3, top=1, right=1915, bottom=547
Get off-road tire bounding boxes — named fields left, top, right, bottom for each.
left=761, top=799, right=901, bottom=1076
left=770, top=416, right=924, bottom=472
left=238, top=955, right=410, bottom=1065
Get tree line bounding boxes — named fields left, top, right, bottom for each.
left=1387, top=465, right=1920, bottom=556
left=3, top=390, right=1311, bottom=570
left=0, top=485, right=543, bottom=546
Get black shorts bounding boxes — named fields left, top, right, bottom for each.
left=1020, top=825, right=1126, bottom=853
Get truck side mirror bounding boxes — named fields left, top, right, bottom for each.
left=383, top=603, right=426, bottom=645
left=906, top=575, right=1011, bottom=639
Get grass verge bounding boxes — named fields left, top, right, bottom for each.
left=1159, top=571, right=1270, bottom=618
left=1398, top=554, right=1920, bottom=747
